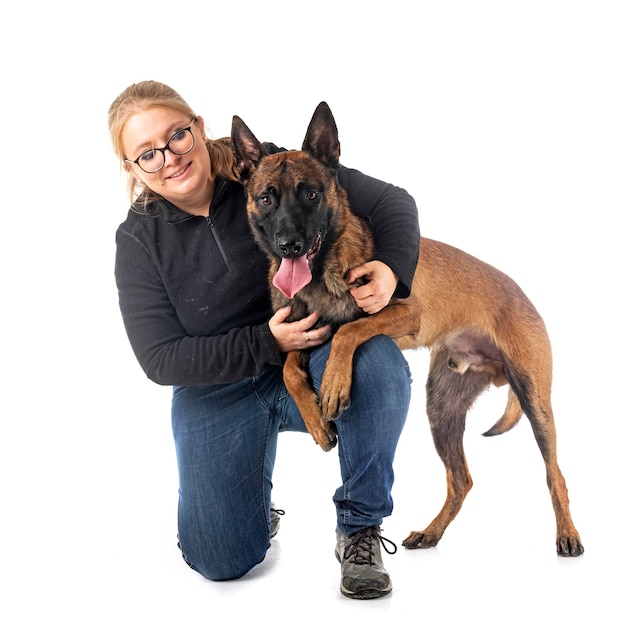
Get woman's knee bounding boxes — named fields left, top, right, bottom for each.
left=347, top=335, right=411, bottom=423
left=179, top=536, right=269, bottom=581
left=355, top=335, right=411, bottom=390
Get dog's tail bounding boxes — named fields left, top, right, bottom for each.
left=483, top=387, right=523, bottom=436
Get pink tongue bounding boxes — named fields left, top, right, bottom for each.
left=273, top=256, right=312, bottom=299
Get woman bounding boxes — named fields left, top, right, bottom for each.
left=109, top=81, right=419, bottom=599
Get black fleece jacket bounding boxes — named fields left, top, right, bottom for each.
left=115, top=166, right=420, bottom=386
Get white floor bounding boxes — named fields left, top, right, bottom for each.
left=4, top=348, right=613, bottom=625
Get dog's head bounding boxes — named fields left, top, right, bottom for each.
left=231, top=102, right=344, bottom=299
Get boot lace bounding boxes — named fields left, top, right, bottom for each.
left=343, top=526, right=397, bottom=564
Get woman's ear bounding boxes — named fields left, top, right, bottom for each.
left=124, top=162, right=139, bottom=181
left=124, top=162, right=145, bottom=188
left=195, top=116, right=207, bottom=140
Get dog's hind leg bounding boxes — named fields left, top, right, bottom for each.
left=501, top=365, right=584, bottom=556
left=402, top=343, right=491, bottom=549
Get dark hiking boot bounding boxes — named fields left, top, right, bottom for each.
left=335, top=526, right=397, bottom=599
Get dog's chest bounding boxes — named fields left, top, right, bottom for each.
left=286, top=279, right=363, bottom=326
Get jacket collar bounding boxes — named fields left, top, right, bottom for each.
left=138, top=177, right=234, bottom=224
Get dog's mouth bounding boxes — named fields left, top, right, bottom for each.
left=306, top=230, right=322, bottom=262
left=273, top=231, right=322, bottom=299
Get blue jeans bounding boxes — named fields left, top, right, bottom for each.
left=171, top=335, right=411, bottom=580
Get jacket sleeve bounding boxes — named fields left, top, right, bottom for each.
left=337, top=166, right=419, bottom=298
left=115, top=226, right=284, bottom=387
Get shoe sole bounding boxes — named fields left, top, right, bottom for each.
left=341, top=587, right=392, bottom=600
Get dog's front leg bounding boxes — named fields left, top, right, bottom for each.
left=283, top=350, right=338, bottom=451
left=319, top=303, right=419, bottom=420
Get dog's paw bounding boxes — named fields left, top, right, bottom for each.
left=319, top=362, right=353, bottom=420
left=311, top=420, right=338, bottom=452
left=320, top=435, right=338, bottom=452
left=319, top=384, right=351, bottom=421
left=316, top=431, right=337, bottom=452
left=402, top=531, right=441, bottom=550
left=557, top=535, right=584, bottom=557
left=321, top=399, right=350, bottom=422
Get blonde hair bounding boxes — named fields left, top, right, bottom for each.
left=108, top=80, right=237, bottom=208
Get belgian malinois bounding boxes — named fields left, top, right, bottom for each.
left=230, top=102, right=583, bottom=557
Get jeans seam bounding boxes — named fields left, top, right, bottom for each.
left=251, top=376, right=279, bottom=537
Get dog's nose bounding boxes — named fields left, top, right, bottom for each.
left=277, top=239, right=304, bottom=257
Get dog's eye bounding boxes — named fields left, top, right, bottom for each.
left=307, top=190, right=318, bottom=201
left=259, top=187, right=277, bottom=207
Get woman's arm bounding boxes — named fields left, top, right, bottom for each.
left=338, top=166, right=420, bottom=301
left=115, top=227, right=284, bottom=386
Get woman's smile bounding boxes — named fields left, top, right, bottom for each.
left=167, top=162, right=191, bottom=180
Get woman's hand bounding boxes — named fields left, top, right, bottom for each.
left=269, top=307, right=331, bottom=352
left=347, top=260, right=398, bottom=314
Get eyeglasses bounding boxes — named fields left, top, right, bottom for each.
left=124, top=118, right=196, bottom=173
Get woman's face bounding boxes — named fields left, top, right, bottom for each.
left=122, top=106, right=213, bottom=211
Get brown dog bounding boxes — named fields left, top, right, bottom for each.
left=230, top=102, right=583, bottom=557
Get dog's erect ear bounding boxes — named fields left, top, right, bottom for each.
left=231, top=115, right=267, bottom=183
left=301, top=102, right=340, bottom=170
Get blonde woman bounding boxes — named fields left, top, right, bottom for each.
left=109, top=81, right=419, bottom=599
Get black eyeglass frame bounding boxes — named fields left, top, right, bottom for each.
left=124, top=118, right=197, bottom=173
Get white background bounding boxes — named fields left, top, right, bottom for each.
left=1, top=1, right=617, bottom=623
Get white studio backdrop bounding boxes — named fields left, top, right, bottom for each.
left=1, top=1, right=617, bottom=624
